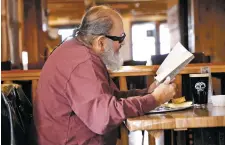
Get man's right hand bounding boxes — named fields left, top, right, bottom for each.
left=151, top=77, right=176, bottom=105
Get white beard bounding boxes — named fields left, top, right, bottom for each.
left=100, top=40, right=123, bottom=71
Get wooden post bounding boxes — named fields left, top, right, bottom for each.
left=148, top=130, right=164, bottom=145
left=120, top=124, right=129, bottom=145
left=1, top=0, right=10, bottom=62
left=18, top=0, right=24, bottom=62
left=167, top=0, right=180, bottom=48
left=7, top=0, right=21, bottom=67
left=32, top=79, right=38, bottom=104
left=189, top=0, right=225, bottom=62
left=119, top=76, right=128, bottom=91
left=118, top=76, right=128, bottom=145
left=155, top=21, right=160, bottom=55
left=147, top=75, right=155, bottom=88
left=175, top=74, right=182, bottom=98
left=24, top=0, right=41, bottom=67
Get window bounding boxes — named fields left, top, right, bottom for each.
left=58, top=28, right=74, bottom=41
left=159, top=23, right=171, bottom=54
left=132, top=22, right=156, bottom=61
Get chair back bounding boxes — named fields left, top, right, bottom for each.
left=1, top=84, right=35, bottom=145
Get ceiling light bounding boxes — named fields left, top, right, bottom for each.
left=135, top=3, right=140, bottom=8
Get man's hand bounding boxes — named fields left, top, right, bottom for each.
left=151, top=77, right=176, bottom=105
left=148, top=78, right=175, bottom=93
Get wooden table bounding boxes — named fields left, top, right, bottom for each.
left=126, top=104, right=225, bottom=145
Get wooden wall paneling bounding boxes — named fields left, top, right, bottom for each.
left=187, top=0, right=225, bottom=94
left=195, top=0, right=214, bottom=56
left=212, top=0, right=225, bottom=62
left=1, top=0, right=10, bottom=62
left=36, top=0, right=46, bottom=67
left=24, top=1, right=39, bottom=66
left=190, top=0, right=225, bottom=62
left=1, top=0, right=24, bottom=66
left=168, top=0, right=225, bottom=61
left=24, top=0, right=45, bottom=68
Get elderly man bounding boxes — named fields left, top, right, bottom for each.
left=34, top=5, right=176, bottom=145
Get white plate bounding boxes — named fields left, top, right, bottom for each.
left=148, top=102, right=193, bottom=114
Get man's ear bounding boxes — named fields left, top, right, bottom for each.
left=96, top=36, right=106, bottom=52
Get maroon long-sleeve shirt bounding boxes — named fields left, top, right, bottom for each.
left=33, top=38, right=158, bottom=145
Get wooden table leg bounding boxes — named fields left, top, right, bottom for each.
left=32, top=79, right=38, bottom=104
left=148, top=130, right=164, bottom=145
left=120, top=123, right=129, bottom=145
left=147, top=75, right=154, bottom=88
left=175, top=75, right=182, bottom=98
left=119, top=76, right=128, bottom=91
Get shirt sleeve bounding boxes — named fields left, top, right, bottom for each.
left=110, top=78, right=148, bottom=99
left=113, top=87, right=148, bottom=99
left=65, top=59, right=158, bottom=135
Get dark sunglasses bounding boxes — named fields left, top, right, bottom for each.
left=104, top=33, right=126, bottom=43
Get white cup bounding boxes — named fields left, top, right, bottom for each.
left=22, top=51, right=28, bottom=70
left=211, top=95, right=225, bottom=106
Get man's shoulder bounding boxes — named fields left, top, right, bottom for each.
left=62, top=39, right=103, bottom=67
left=45, top=38, right=105, bottom=74
left=49, top=39, right=92, bottom=63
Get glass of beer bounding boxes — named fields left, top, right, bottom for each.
left=189, top=73, right=209, bottom=108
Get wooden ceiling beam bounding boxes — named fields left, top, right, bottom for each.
left=47, top=2, right=85, bottom=15
left=110, top=2, right=167, bottom=10
left=47, top=2, right=84, bottom=9
left=49, top=16, right=83, bottom=20
left=47, top=0, right=169, bottom=26
left=47, top=1, right=167, bottom=13
left=48, top=12, right=84, bottom=17
left=118, top=9, right=166, bottom=16
left=48, top=8, right=166, bottom=16
left=48, top=8, right=85, bottom=12
left=96, top=0, right=167, bottom=3
left=48, top=10, right=85, bottom=14
left=47, top=0, right=84, bottom=3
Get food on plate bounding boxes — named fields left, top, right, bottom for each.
left=165, top=101, right=193, bottom=109
left=172, top=96, right=186, bottom=104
